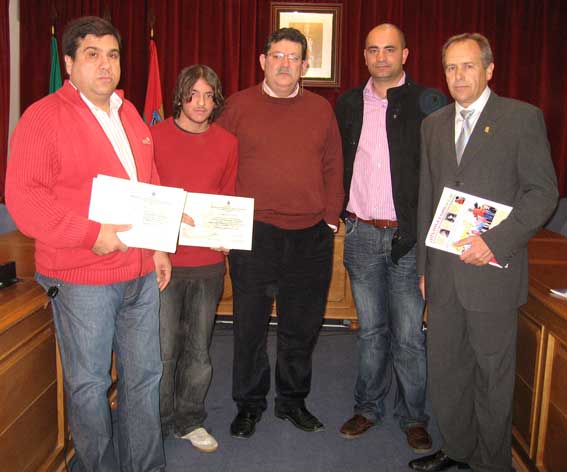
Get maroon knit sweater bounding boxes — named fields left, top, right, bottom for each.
left=151, top=119, right=238, bottom=267
left=217, top=84, right=344, bottom=230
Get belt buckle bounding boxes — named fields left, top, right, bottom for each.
left=378, top=219, right=396, bottom=228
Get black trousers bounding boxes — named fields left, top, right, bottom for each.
left=229, top=220, right=333, bottom=413
left=427, top=281, right=517, bottom=472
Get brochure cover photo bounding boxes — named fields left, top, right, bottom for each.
left=425, top=187, right=513, bottom=268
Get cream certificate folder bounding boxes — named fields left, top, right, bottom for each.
left=88, top=174, right=186, bottom=253
left=179, top=192, right=254, bottom=251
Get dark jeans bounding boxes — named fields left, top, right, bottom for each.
left=343, top=218, right=428, bottom=430
left=229, top=220, right=333, bottom=413
left=35, top=273, right=164, bottom=472
left=159, top=273, right=224, bottom=437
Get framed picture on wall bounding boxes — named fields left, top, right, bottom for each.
left=271, top=2, right=342, bottom=87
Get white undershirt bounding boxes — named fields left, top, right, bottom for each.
left=73, top=83, right=138, bottom=181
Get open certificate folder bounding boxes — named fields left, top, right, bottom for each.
left=88, top=175, right=186, bottom=253
left=425, top=187, right=513, bottom=268
left=179, top=193, right=254, bottom=251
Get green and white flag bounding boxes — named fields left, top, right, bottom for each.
left=49, top=34, right=62, bottom=94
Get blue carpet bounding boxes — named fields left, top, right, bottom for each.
left=163, top=322, right=442, bottom=472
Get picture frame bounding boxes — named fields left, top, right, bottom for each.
left=271, top=2, right=342, bottom=88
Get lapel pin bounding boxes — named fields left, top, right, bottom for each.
left=142, top=137, right=151, bottom=144
left=484, top=126, right=490, bottom=134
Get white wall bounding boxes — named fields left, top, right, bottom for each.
left=8, top=0, right=20, bottom=151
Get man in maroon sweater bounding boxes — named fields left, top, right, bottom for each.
left=217, top=27, right=344, bottom=439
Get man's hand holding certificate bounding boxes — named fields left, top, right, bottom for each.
left=179, top=193, right=254, bottom=251
left=89, top=177, right=254, bottom=253
left=88, top=175, right=186, bottom=253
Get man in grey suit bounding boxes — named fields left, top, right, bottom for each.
left=411, top=33, right=558, bottom=472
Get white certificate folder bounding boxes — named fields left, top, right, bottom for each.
left=179, top=193, right=254, bottom=251
left=88, top=175, right=186, bottom=253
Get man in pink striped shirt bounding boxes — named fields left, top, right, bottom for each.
left=335, top=23, right=445, bottom=454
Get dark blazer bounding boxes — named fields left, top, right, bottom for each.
left=336, top=75, right=446, bottom=262
left=417, top=91, right=558, bottom=311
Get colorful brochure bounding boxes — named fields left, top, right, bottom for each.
left=425, top=187, right=512, bottom=268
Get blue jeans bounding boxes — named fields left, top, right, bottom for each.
left=343, top=218, right=428, bottom=430
left=159, top=273, right=223, bottom=437
left=36, top=273, right=165, bottom=472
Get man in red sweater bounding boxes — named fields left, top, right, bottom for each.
left=6, top=17, right=169, bottom=471
left=151, top=65, right=238, bottom=453
left=217, top=27, right=344, bottom=439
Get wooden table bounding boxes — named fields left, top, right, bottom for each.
left=2, top=229, right=566, bottom=470
left=0, top=230, right=36, bottom=278
left=0, top=232, right=69, bottom=471
left=513, top=229, right=567, bottom=471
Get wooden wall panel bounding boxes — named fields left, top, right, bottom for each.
left=0, top=303, right=51, bottom=355
left=514, top=311, right=543, bottom=452
left=539, top=337, right=567, bottom=471
left=0, top=378, right=58, bottom=472
left=0, top=327, right=56, bottom=431
left=217, top=225, right=356, bottom=320
left=0, top=277, right=66, bottom=472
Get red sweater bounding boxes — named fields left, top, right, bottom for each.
left=217, top=84, right=344, bottom=229
left=151, top=119, right=238, bottom=267
left=6, top=81, right=159, bottom=284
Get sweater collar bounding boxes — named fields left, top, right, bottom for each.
left=261, top=79, right=300, bottom=98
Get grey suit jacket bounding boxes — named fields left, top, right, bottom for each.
left=417, top=91, right=558, bottom=311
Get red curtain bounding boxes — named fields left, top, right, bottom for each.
left=19, top=0, right=147, bottom=114
left=0, top=0, right=10, bottom=200
left=14, top=0, right=567, bottom=196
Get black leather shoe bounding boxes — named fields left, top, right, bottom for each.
left=275, top=406, right=325, bottom=432
left=408, top=450, right=470, bottom=471
left=230, top=410, right=262, bottom=439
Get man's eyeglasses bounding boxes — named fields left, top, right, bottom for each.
left=266, top=52, right=302, bottom=64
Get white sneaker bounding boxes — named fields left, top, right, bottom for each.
left=181, top=427, right=218, bottom=453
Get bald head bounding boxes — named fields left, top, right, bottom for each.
left=364, top=23, right=408, bottom=91
left=366, top=23, right=406, bottom=49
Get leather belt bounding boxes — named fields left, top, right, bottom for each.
left=345, top=211, right=398, bottom=228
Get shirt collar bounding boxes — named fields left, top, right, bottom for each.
left=69, top=80, right=122, bottom=114
left=363, top=72, right=406, bottom=101
left=262, top=79, right=299, bottom=98
left=455, top=86, right=491, bottom=118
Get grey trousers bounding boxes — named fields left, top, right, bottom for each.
left=427, top=285, right=517, bottom=472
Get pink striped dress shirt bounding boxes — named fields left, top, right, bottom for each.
left=347, top=74, right=405, bottom=220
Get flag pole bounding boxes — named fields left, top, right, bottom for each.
left=143, top=14, right=164, bottom=126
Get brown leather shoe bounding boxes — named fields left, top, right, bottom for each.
left=339, top=414, right=375, bottom=439
left=406, top=425, right=433, bottom=453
